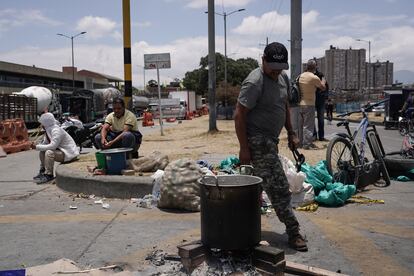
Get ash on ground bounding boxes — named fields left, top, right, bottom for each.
left=142, top=249, right=260, bottom=276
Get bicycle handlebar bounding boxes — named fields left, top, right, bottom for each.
left=337, top=99, right=389, bottom=118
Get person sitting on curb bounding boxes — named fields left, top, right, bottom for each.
left=94, top=97, right=142, bottom=158
left=32, top=112, right=80, bottom=184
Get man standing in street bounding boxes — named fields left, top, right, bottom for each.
left=234, top=42, right=307, bottom=251
left=298, top=60, right=326, bottom=149
left=313, top=63, right=329, bottom=141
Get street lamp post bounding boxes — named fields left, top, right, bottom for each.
left=355, top=38, right=371, bottom=100
left=206, top=8, right=245, bottom=106
left=57, top=32, right=87, bottom=92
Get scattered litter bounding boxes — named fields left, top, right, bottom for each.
left=295, top=203, right=319, bottom=212
left=89, top=194, right=95, bottom=199
left=102, top=203, right=110, bottom=209
left=347, top=195, right=385, bottom=204
left=130, top=198, right=139, bottom=203
left=150, top=169, right=164, bottom=199
left=94, top=199, right=103, bottom=204
left=145, top=250, right=167, bottom=266
left=136, top=194, right=158, bottom=209
left=396, top=175, right=411, bottom=182
left=69, top=205, right=77, bottom=210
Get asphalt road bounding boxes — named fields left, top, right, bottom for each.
left=0, top=119, right=413, bottom=275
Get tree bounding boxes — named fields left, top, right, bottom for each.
left=183, top=53, right=258, bottom=98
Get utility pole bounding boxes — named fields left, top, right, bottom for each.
left=290, top=0, right=302, bottom=80
left=205, top=8, right=244, bottom=107
left=57, top=32, right=86, bottom=93
left=208, top=0, right=217, bottom=132
left=122, top=0, right=133, bottom=110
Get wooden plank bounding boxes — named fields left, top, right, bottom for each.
left=285, top=261, right=349, bottom=276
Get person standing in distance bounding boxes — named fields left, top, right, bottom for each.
left=234, top=42, right=308, bottom=251
left=298, top=60, right=326, bottom=149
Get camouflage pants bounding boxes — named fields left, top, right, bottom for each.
left=248, top=135, right=300, bottom=236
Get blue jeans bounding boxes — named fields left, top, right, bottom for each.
left=95, top=131, right=142, bottom=152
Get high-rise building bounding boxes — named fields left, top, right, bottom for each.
left=366, top=60, right=393, bottom=88
left=324, top=46, right=366, bottom=91
left=305, top=46, right=393, bottom=92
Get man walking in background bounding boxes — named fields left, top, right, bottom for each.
left=298, top=59, right=326, bottom=149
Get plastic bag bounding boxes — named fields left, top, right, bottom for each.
left=219, top=156, right=240, bottom=174
left=315, top=182, right=356, bottom=207
left=151, top=169, right=165, bottom=199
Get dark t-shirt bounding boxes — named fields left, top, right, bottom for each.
left=238, top=67, right=288, bottom=139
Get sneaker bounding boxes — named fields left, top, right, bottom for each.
left=288, top=234, right=308, bottom=252
left=33, top=168, right=45, bottom=181
left=34, top=174, right=55, bottom=184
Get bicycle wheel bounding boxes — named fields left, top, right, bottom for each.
left=326, top=136, right=359, bottom=183
left=370, top=134, right=391, bottom=187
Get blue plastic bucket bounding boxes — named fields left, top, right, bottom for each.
left=100, top=148, right=132, bottom=175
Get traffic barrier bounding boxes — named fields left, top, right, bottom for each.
left=0, top=119, right=31, bottom=154
left=142, top=111, right=155, bottom=127
left=185, top=111, right=193, bottom=120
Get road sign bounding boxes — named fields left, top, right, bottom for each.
left=144, top=53, right=171, bottom=70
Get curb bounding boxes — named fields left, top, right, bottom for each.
left=56, top=165, right=154, bottom=199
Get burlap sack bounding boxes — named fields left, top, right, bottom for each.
left=158, top=158, right=202, bottom=212
left=128, top=151, right=169, bottom=172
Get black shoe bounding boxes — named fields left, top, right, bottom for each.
left=319, top=138, right=329, bottom=142
left=33, top=168, right=45, bottom=181
left=35, top=174, right=55, bottom=184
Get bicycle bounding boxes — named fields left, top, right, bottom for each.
left=326, top=99, right=391, bottom=188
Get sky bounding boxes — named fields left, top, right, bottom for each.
left=1, top=0, right=413, bottom=88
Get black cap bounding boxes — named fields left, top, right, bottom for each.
left=263, top=42, right=289, bottom=70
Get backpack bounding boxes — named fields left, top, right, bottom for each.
left=287, top=75, right=302, bottom=106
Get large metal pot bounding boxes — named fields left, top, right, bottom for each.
left=199, top=174, right=262, bottom=250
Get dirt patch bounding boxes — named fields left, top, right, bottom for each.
left=67, top=116, right=327, bottom=173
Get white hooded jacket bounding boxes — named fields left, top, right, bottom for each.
left=36, top=113, right=79, bottom=162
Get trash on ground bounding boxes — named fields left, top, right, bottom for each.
left=69, top=205, right=77, bottom=210
left=346, top=195, right=385, bottom=204
left=102, top=203, right=110, bottom=209
left=94, top=199, right=103, bottom=204
left=301, top=161, right=356, bottom=207
left=88, top=194, right=95, bottom=199
left=150, top=169, right=164, bottom=199
left=130, top=198, right=139, bottom=203
left=136, top=194, right=158, bottom=209
left=219, top=156, right=240, bottom=174
left=295, top=203, right=319, bottom=212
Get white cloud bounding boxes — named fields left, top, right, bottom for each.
left=184, top=0, right=252, bottom=9
left=0, top=9, right=61, bottom=33
left=76, top=16, right=117, bottom=39
left=233, top=10, right=320, bottom=36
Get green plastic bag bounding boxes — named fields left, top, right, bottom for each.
left=300, top=162, right=331, bottom=195
left=219, top=156, right=240, bottom=174
left=315, top=183, right=356, bottom=206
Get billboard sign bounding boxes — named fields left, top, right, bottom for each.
left=144, top=53, right=171, bottom=70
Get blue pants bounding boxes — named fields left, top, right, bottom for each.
left=95, top=131, right=142, bottom=152
left=314, top=104, right=325, bottom=140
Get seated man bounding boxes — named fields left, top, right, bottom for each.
left=32, top=112, right=80, bottom=184
left=95, top=98, right=142, bottom=158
